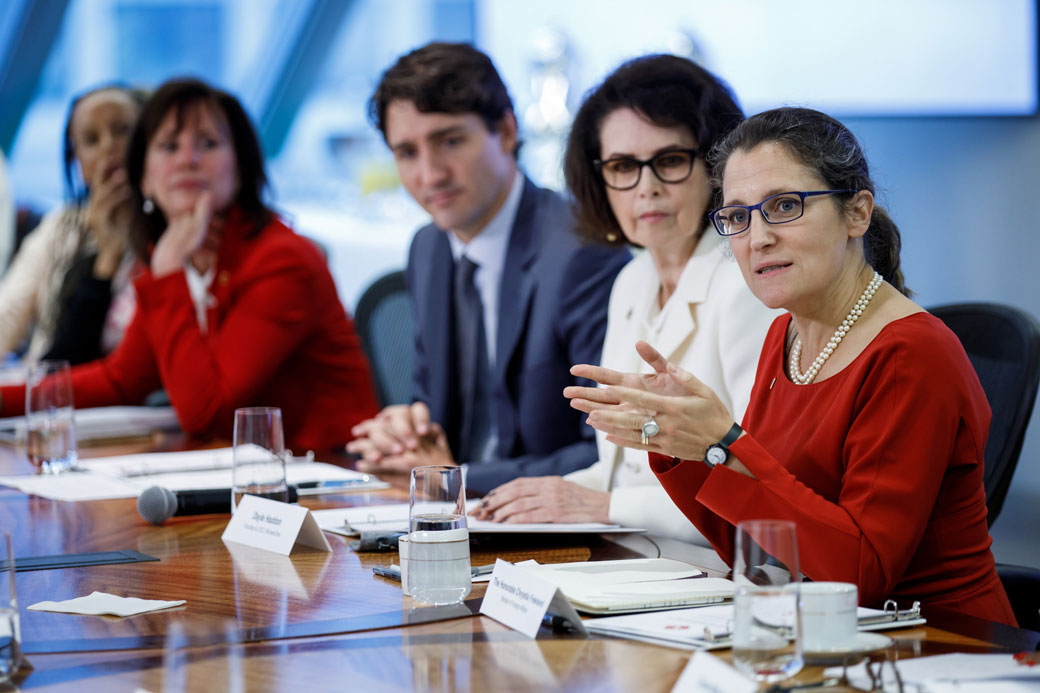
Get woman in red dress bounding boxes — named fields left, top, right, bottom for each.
left=565, top=107, right=1015, bottom=625
left=1, top=79, right=377, bottom=451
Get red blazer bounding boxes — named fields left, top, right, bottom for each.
left=650, top=313, right=1016, bottom=626
left=2, top=210, right=378, bottom=452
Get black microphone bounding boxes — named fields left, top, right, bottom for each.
left=137, top=486, right=299, bottom=524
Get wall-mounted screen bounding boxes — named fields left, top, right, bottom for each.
left=480, top=0, right=1038, bottom=116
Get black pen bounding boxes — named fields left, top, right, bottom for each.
left=541, top=613, right=578, bottom=633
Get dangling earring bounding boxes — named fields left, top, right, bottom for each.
left=606, top=232, right=619, bottom=242
left=143, top=198, right=155, bottom=214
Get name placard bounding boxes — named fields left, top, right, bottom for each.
left=479, top=559, right=587, bottom=638
left=221, top=494, right=331, bottom=555
left=671, top=651, right=757, bottom=693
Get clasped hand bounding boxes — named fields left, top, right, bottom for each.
left=564, top=340, right=735, bottom=462
left=347, top=402, right=455, bottom=473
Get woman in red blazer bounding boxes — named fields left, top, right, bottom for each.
left=1, top=78, right=377, bottom=451
left=565, top=107, right=1015, bottom=625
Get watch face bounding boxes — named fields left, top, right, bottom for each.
left=706, top=445, right=727, bottom=466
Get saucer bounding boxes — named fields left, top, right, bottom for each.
left=803, top=632, right=893, bottom=664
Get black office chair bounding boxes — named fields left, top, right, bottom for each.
left=997, top=563, right=1040, bottom=633
left=354, top=270, right=415, bottom=407
left=929, top=303, right=1040, bottom=526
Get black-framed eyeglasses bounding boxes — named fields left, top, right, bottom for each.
left=709, top=189, right=857, bottom=237
left=593, top=148, right=699, bottom=190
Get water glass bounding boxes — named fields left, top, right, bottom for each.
left=25, top=359, right=78, bottom=474
left=0, top=531, right=24, bottom=685
left=231, top=407, right=289, bottom=512
left=162, top=620, right=243, bottom=693
left=732, top=519, right=803, bottom=683
left=408, top=466, right=471, bottom=606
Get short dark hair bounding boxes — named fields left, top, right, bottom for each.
left=126, top=78, right=271, bottom=261
left=709, top=107, right=910, bottom=297
left=564, top=54, right=744, bottom=246
left=368, top=42, right=515, bottom=143
left=63, top=83, right=147, bottom=203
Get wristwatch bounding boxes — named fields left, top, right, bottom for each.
left=704, top=423, right=743, bottom=467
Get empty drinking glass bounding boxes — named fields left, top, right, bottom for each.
left=408, top=466, right=471, bottom=606
left=732, top=519, right=803, bottom=683
left=25, top=359, right=78, bottom=474
left=231, top=407, right=289, bottom=512
left=0, top=531, right=24, bottom=685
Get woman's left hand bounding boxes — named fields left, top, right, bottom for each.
left=568, top=340, right=736, bottom=461
left=470, top=476, right=611, bottom=524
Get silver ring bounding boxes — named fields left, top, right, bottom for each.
left=641, top=416, right=660, bottom=445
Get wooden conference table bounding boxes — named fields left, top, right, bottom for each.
left=2, top=434, right=1037, bottom=692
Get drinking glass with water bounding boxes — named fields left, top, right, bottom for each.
left=231, top=407, right=289, bottom=512
left=408, top=465, right=471, bottom=606
left=732, top=519, right=803, bottom=684
left=25, top=359, right=78, bottom=474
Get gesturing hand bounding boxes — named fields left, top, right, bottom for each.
left=150, top=191, right=217, bottom=278
left=565, top=340, right=736, bottom=462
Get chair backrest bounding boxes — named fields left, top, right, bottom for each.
left=997, top=563, right=1040, bottom=633
left=354, top=270, right=415, bottom=408
left=929, top=302, right=1040, bottom=526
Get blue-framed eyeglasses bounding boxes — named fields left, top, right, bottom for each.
left=593, top=149, right=699, bottom=190
left=709, top=190, right=857, bottom=236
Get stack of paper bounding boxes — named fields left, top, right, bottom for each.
left=827, top=653, right=1040, bottom=692
left=0, top=448, right=388, bottom=501
left=0, top=406, right=181, bottom=442
left=311, top=502, right=645, bottom=537
left=586, top=603, right=927, bottom=650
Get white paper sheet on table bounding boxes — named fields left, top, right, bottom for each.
left=28, top=591, right=185, bottom=617
left=0, top=406, right=181, bottom=442
left=312, top=501, right=646, bottom=536
left=0, top=447, right=386, bottom=500
left=827, top=653, right=1040, bottom=692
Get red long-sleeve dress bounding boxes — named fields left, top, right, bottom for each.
left=2, top=209, right=378, bottom=452
left=650, top=312, right=1016, bottom=625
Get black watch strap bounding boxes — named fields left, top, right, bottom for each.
left=719, top=422, right=743, bottom=448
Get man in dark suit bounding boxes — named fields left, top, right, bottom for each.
left=348, top=42, right=628, bottom=492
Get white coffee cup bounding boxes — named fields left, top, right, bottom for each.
left=800, top=582, right=858, bottom=652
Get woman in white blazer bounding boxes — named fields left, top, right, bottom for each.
left=474, top=56, right=780, bottom=542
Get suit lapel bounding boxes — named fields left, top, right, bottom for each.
left=423, top=234, right=456, bottom=431
left=494, top=179, right=539, bottom=383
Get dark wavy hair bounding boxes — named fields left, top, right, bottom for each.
left=125, top=78, right=271, bottom=261
left=62, top=83, right=147, bottom=203
left=368, top=42, right=518, bottom=155
left=709, top=107, right=910, bottom=297
left=563, top=54, right=744, bottom=247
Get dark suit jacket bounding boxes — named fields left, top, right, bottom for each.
left=406, top=177, right=629, bottom=492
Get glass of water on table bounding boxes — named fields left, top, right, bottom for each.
left=25, top=359, right=78, bottom=474
left=408, top=465, right=471, bottom=605
left=732, top=519, right=804, bottom=683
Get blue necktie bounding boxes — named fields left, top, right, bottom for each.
left=453, top=256, right=492, bottom=462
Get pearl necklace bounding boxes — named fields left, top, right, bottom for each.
left=789, top=271, right=883, bottom=385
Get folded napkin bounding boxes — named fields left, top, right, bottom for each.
left=28, top=591, right=185, bottom=617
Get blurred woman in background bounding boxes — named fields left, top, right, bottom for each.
left=0, top=85, right=144, bottom=363
left=1, top=78, right=378, bottom=451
